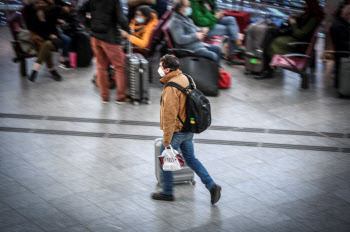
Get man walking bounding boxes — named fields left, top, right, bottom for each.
left=79, top=0, right=131, bottom=104
left=151, top=54, right=221, bottom=205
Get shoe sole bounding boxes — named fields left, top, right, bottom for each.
left=211, top=186, right=222, bottom=205
left=152, top=197, right=174, bottom=201
left=58, top=64, right=73, bottom=70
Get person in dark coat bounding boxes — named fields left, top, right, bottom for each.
left=25, top=0, right=63, bottom=82
left=79, top=0, right=132, bottom=104
left=331, top=5, right=350, bottom=88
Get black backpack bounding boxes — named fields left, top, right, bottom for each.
left=165, top=73, right=211, bottom=133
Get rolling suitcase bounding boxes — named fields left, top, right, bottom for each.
left=178, top=56, right=219, bottom=96
left=126, top=42, right=150, bottom=105
left=155, top=138, right=195, bottom=185
left=72, top=30, right=93, bottom=67
left=244, top=20, right=278, bottom=74
left=338, top=57, right=350, bottom=98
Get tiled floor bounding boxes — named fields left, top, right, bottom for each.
left=1, top=26, right=350, bottom=232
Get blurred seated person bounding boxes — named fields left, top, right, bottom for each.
left=127, top=0, right=155, bottom=21
left=25, top=0, right=63, bottom=82
left=58, top=1, right=81, bottom=69
left=189, top=0, right=244, bottom=64
left=330, top=5, right=350, bottom=88
left=153, top=0, right=168, bottom=19
left=259, top=0, right=324, bottom=79
left=168, top=0, right=221, bottom=62
left=121, top=5, right=158, bottom=48
left=334, top=0, right=350, bottom=19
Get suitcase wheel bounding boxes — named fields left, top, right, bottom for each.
left=191, top=180, right=196, bottom=185
left=132, top=101, right=139, bottom=106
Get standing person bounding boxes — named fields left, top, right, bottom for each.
left=189, top=0, right=245, bottom=64
left=25, top=0, right=63, bottom=82
left=151, top=54, right=221, bottom=205
left=331, top=5, right=350, bottom=88
left=79, top=0, right=131, bottom=104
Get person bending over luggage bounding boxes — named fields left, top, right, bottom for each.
left=25, top=0, right=63, bottom=82
left=169, top=0, right=221, bottom=62
left=57, top=1, right=81, bottom=69
left=120, top=5, right=158, bottom=49
left=79, top=0, right=131, bottom=104
left=331, top=5, right=350, bottom=88
left=261, top=0, right=325, bottom=79
left=151, top=54, right=222, bottom=205
left=189, top=0, right=245, bottom=65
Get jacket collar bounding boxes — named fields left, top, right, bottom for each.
left=160, top=70, right=182, bottom=84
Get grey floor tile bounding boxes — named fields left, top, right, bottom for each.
left=64, top=204, right=112, bottom=224
left=242, top=206, right=292, bottom=227
left=1, top=191, right=47, bottom=210
left=334, top=188, right=350, bottom=203
left=0, top=221, right=45, bottom=232
left=83, top=216, right=135, bottom=232
left=0, top=208, right=29, bottom=229
left=265, top=219, right=317, bottom=232
left=28, top=212, right=81, bottom=232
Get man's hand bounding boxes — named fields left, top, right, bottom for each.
left=201, top=27, right=209, bottom=35
left=120, top=30, right=130, bottom=39
left=215, top=11, right=225, bottom=19
left=196, top=32, right=205, bottom=40
left=288, top=17, right=296, bottom=25
left=58, top=19, right=66, bottom=24
left=49, top=34, right=57, bottom=39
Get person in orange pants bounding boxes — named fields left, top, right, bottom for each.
left=79, top=0, right=131, bottom=104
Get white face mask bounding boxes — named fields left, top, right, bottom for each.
left=185, top=7, right=192, bottom=16
left=158, top=67, right=165, bottom=77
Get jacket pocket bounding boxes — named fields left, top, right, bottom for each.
left=91, top=19, right=110, bottom=33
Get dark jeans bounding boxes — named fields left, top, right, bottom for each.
left=60, top=33, right=72, bottom=58
left=160, top=132, right=216, bottom=195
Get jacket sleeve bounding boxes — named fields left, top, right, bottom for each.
left=162, top=87, right=180, bottom=147
left=190, top=1, right=217, bottom=29
left=130, top=25, right=153, bottom=48
left=116, top=0, right=131, bottom=33
left=78, top=0, right=90, bottom=26
left=169, top=20, right=199, bottom=46
left=291, top=17, right=318, bottom=40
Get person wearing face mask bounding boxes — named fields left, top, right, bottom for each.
left=168, top=0, right=221, bottom=62
left=331, top=5, right=350, bottom=88
left=120, top=5, right=158, bottom=48
left=189, top=0, right=245, bottom=65
left=151, top=54, right=221, bottom=204
left=258, top=0, right=325, bottom=79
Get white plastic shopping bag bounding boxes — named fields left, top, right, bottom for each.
left=159, top=145, right=184, bottom=171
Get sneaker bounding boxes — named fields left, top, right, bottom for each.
left=151, top=192, right=175, bottom=201
left=234, top=45, right=246, bottom=53
left=227, top=56, right=245, bottom=65
left=210, top=185, right=222, bottom=205
left=115, top=97, right=132, bottom=105
left=102, top=99, right=109, bottom=104
left=50, top=70, right=62, bottom=81
left=59, top=61, right=72, bottom=70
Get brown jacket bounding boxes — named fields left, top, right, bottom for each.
left=160, top=70, right=190, bottom=147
